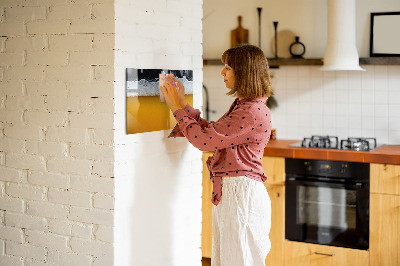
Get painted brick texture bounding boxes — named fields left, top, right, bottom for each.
left=1, top=0, right=204, bottom=265
left=113, top=0, right=203, bottom=265
left=0, top=0, right=115, bottom=265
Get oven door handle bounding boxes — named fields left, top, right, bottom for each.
left=314, top=252, right=335, bottom=257
left=286, top=177, right=364, bottom=189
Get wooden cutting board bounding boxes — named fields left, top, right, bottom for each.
left=231, top=16, right=249, bottom=48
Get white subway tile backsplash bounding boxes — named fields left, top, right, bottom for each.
left=287, top=113, right=300, bottom=127
left=298, top=67, right=311, bottom=78
left=375, top=117, right=389, bottom=129
left=349, top=128, right=363, bottom=137
left=308, top=66, right=322, bottom=76
left=204, top=65, right=400, bottom=144
left=361, top=104, right=375, bottom=117
left=336, top=103, right=349, bottom=116
left=336, top=128, right=350, bottom=139
left=348, top=116, right=363, bottom=129
left=310, top=77, right=324, bottom=90
left=389, top=117, right=400, bottom=131
left=362, top=90, right=375, bottom=104
left=285, top=66, right=298, bottom=77
left=286, top=77, right=299, bottom=89
left=349, top=103, right=362, bottom=116
left=374, top=65, right=388, bottom=77
left=375, top=130, right=389, bottom=144
left=298, top=102, right=312, bottom=115
left=336, top=116, right=348, bottom=129
left=323, top=103, right=336, bottom=115
left=298, top=77, right=311, bottom=89
left=335, top=74, right=349, bottom=90
left=374, top=78, right=388, bottom=91
left=298, top=89, right=313, bottom=103
left=323, top=87, right=336, bottom=103
left=388, top=91, right=400, bottom=104
left=272, top=77, right=286, bottom=90
left=375, top=104, right=389, bottom=117
left=348, top=90, right=362, bottom=104
left=348, top=78, right=362, bottom=91
left=322, top=70, right=335, bottom=78
left=389, top=104, right=400, bottom=117
left=362, top=116, right=375, bottom=130
left=374, top=90, right=388, bottom=104
left=362, top=128, right=375, bottom=138
left=336, top=90, right=349, bottom=103
left=388, top=65, right=400, bottom=76
left=388, top=76, right=400, bottom=91
left=323, top=115, right=336, bottom=129
left=388, top=131, right=400, bottom=143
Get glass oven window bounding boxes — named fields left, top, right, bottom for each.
left=297, top=186, right=357, bottom=230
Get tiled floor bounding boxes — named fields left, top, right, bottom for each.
left=202, top=257, right=211, bottom=266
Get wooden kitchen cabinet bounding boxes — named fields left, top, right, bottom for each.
left=284, top=241, right=369, bottom=266
left=261, top=156, right=285, bottom=185
left=201, top=154, right=286, bottom=266
left=264, top=184, right=285, bottom=266
left=202, top=152, right=213, bottom=258
left=262, top=156, right=285, bottom=266
left=370, top=193, right=400, bottom=266
left=370, top=163, right=400, bottom=195
left=370, top=163, right=400, bottom=266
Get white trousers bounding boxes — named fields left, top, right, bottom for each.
left=212, top=176, right=271, bottom=266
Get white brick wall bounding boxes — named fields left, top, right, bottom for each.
left=0, top=0, right=115, bottom=265
left=113, top=0, right=203, bottom=265
left=1, top=0, right=204, bottom=265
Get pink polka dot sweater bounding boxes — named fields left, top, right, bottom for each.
left=169, top=97, right=272, bottom=206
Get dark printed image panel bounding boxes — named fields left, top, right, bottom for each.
left=126, top=68, right=194, bottom=134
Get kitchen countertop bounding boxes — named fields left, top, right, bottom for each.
left=264, top=139, right=400, bottom=165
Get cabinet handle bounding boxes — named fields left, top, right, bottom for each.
left=314, top=252, right=335, bottom=257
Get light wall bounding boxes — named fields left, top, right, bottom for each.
left=0, top=0, right=204, bottom=265
left=113, top=0, right=204, bottom=265
left=203, top=0, right=400, bottom=144
left=203, top=0, right=400, bottom=58
left=271, top=65, right=400, bottom=144
left=0, top=0, right=115, bottom=265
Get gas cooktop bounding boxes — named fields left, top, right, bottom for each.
left=289, top=135, right=382, bottom=151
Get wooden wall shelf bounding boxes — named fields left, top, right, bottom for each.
left=203, top=58, right=323, bottom=67
left=203, top=57, right=400, bottom=67
left=359, top=57, right=400, bottom=65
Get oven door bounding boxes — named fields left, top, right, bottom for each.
left=285, top=177, right=369, bottom=250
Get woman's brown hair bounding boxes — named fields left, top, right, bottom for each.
left=221, top=44, right=273, bottom=99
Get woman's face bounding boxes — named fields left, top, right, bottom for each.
left=220, top=64, right=235, bottom=89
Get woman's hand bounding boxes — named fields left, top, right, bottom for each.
left=171, top=76, right=188, bottom=108
left=160, top=76, right=184, bottom=113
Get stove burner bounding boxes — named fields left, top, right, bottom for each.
left=301, top=135, right=339, bottom=149
left=340, top=137, right=377, bottom=151
left=294, top=136, right=379, bottom=151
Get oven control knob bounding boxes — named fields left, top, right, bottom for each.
left=304, top=161, right=312, bottom=171
left=340, top=164, right=347, bottom=174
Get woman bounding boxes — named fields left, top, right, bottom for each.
left=161, top=44, right=273, bottom=266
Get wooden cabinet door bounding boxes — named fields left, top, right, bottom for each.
left=370, top=163, right=400, bottom=195
left=370, top=193, right=400, bottom=266
left=262, top=156, right=285, bottom=186
left=201, top=152, right=213, bottom=258
left=264, top=184, right=284, bottom=266
left=284, top=241, right=369, bottom=266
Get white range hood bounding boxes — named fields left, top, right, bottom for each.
left=320, top=0, right=365, bottom=71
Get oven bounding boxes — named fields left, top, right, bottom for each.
left=285, top=158, right=370, bottom=250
